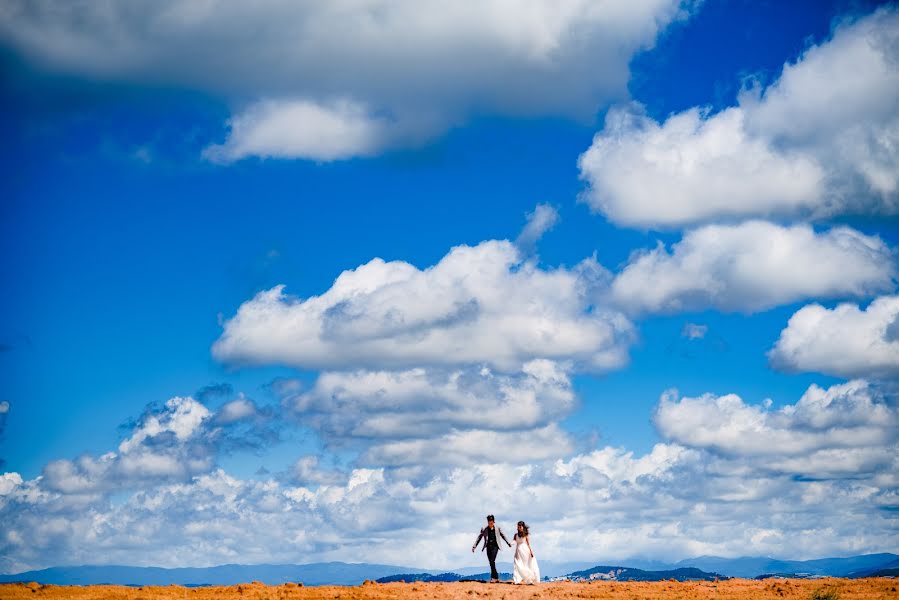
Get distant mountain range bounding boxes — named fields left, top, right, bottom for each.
left=0, top=563, right=423, bottom=587
left=671, top=553, right=899, bottom=578
left=1, top=553, right=896, bottom=586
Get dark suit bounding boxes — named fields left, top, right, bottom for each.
left=473, top=525, right=511, bottom=580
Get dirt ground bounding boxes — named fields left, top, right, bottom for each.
left=0, top=579, right=896, bottom=600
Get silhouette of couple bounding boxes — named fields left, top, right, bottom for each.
left=471, top=514, right=540, bottom=584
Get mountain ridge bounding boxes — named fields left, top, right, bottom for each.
left=1, top=553, right=895, bottom=586
left=0, top=563, right=425, bottom=587
left=672, top=553, right=899, bottom=578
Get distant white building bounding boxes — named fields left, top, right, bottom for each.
left=589, top=569, right=625, bottom=581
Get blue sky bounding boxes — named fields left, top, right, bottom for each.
left=1, top=0, right=898, bottom=573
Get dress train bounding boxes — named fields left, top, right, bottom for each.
left=512, top=535, right=540, bottom=584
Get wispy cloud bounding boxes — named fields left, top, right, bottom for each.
left=516, top=203, right=560, bottom=254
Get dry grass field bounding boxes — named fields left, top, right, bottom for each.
left=1, top=579, right=896, bottom=600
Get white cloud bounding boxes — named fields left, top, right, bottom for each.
left=578, top=106, right=824, bottom=227
left=681, top=323, right=707, bottom=339
left=202, top=99, right=405, bottom=162
left=579, top=6, right=899, bottom=227
left=0, top=400, right=8, bottom=438
left=0, top=472, right=22, bottom=496
left=41, top=448, right=210, bottom=496
left=4, top=403, right=897, bottom=571
left=0, top=0, right=693, bottom=160
left=290, top=456, right=345, bottom=486
left=769, top=295, right=899, bottom=379
left=119, top=396, right=210, bottom=453
left=277, top=359, right=577, bottom=470
left=3, top=381, right=898, bottom=572
left=116, top=452, right=187, bottom=479
left=610, top=221, right=894, bottom=314
left=553, top=442, right=693, bottom=484
left=744, top=8, right=899, bottom=194
left=284, top=361, right=573, bottom=441
left=653, top=380, right=898, bottom=476
left=42, top=453, right=117, bottom=495
left=36, top=395, right=278, bottom=495
left=362, top=424, right=573, bottom=468
left=213, top=240, right=635, bottom=373
left=516, top=203, right=560, bottom=253
left=215, top=395, right=258, bottom=424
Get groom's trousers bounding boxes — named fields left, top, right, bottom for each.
left=486, top=545, right=499, bottom=580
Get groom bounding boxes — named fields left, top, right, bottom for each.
left=471, top=514, right=511, bottom=582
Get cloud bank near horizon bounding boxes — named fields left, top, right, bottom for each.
left=1, top=378, right=896, bottom=573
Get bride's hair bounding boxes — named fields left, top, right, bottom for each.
left=516, top=521, right=529, bottom=536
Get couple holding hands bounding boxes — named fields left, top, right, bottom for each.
left=471, top=514, right=541, bottom=584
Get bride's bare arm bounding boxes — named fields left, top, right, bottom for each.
left=526, top=536, right=534, bottom=557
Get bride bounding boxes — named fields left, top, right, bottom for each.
left=512, top=520, right=541, bottom=584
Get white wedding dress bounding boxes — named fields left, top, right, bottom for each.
left=512, top=534, right=541, bottom=584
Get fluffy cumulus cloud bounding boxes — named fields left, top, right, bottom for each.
left=39, top=397, right=213, bottom=495
left=654, top=380, right=898, bottom=478
left=2, top=381, right=897, bottom=573
left=37, top=395, right=275, bottom=496
left=579, top=6, right=899, bottom=227
left=362, top=424, right=573, bottom=469
left=214, top=395, right=260, bottom=425
left=610, top=221, right=895, bottom=314
left=579, top=106, right=824, bottom=227
left=743, top=7, right=899, bottom=199
left=213, top=240, right=635, bottom=373
left=0, top=0, right=693, bottom=161
left=282, top=360, right=575, bottom=465
left=769, top=295, right=899, bottom=379
left=202, top=99, right=412, bottom=163
left=273, top=350, right=582, bottom=477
